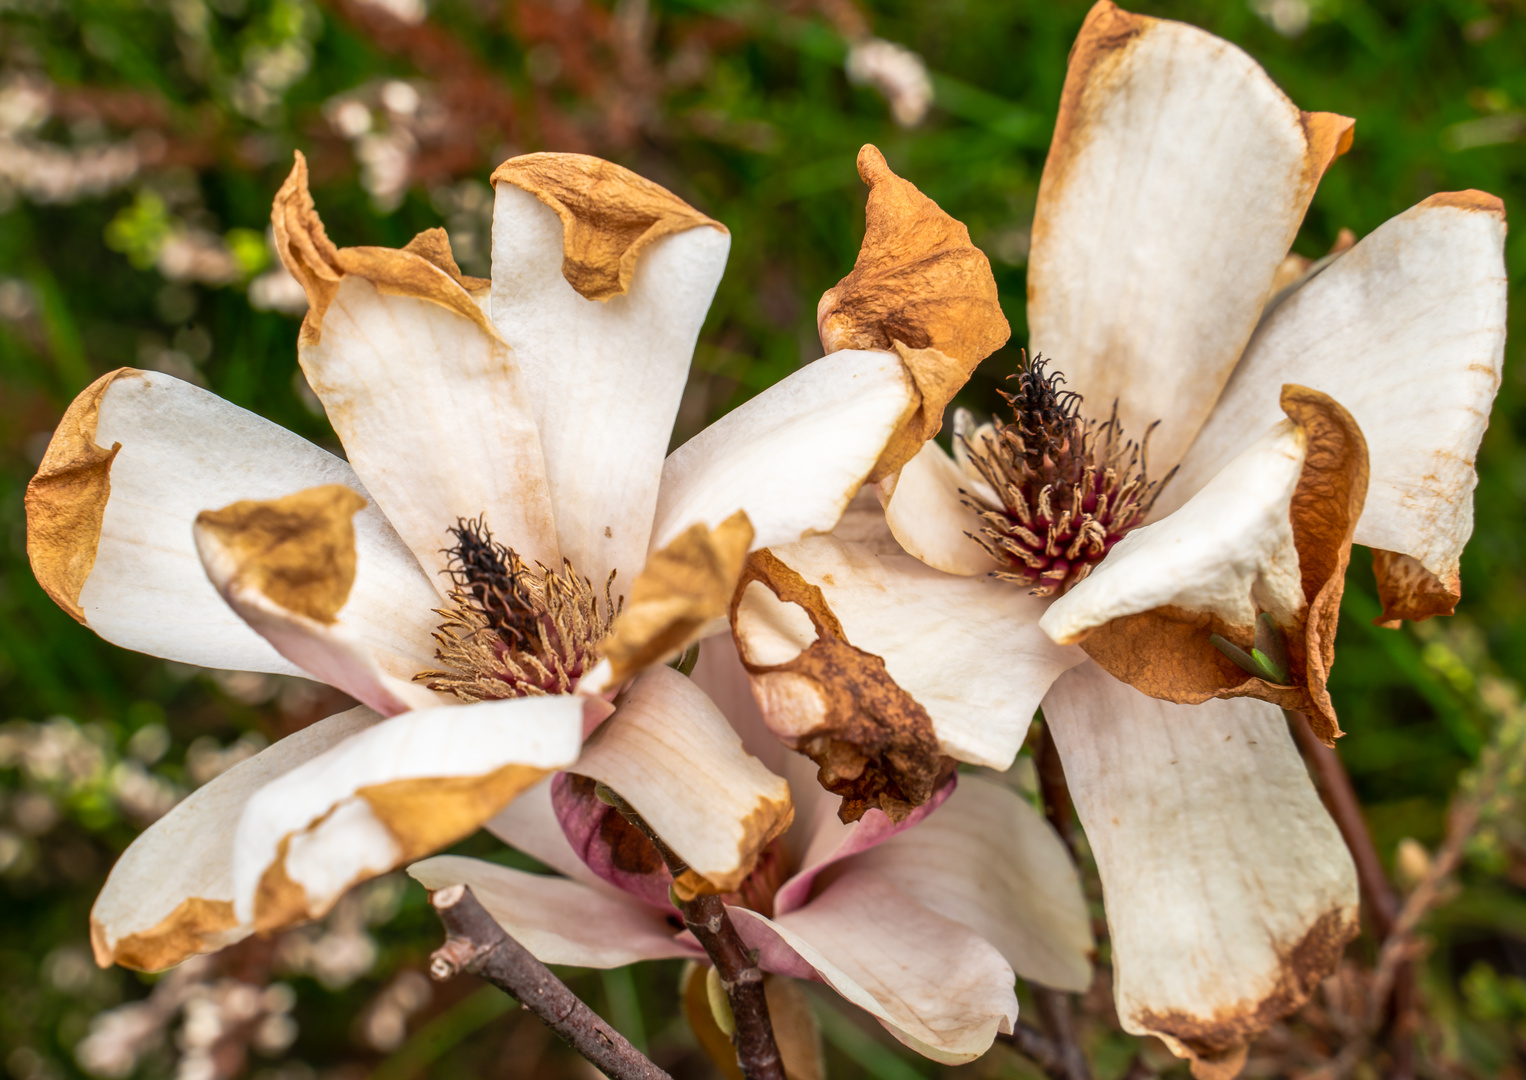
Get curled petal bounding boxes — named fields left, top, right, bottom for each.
left=24, top=368, right=439, bottom=675
left=274, top=153, right=560, bottom=578
left=877, top=439, right=998, bottom=576
left=194, top=486, right=442, bottom=717
left=1042, top=386, right=1368, bottom=743
left=409, top=855, right=694, bottom=968
left=1166, top=191, right=1508, bottom=626
left=730, top=869, right=1018, bottom=1065
left=233, top=694, right=584, bottom=931
left=568, top=666, right=793, bottom=898
left=732, top=537, right=1083, bottom=819
left=817, top=145, right=1009, bottom=480
left=91, top=706, right=384, bottom=971
left=1042, top=664, right=1357, bottom=1075
left=490, top=157, right=730, bottom=590
left=1027, top=0, right=1353, bottom=476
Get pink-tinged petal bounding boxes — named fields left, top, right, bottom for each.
left=1164, top=192, right=1508, bottom=625
left=232, top=694, right=584, bottom=933
left=409, top=855, right=696, bottom=968
left=1027, top=1, right=1352, bottom=475
left=773, top=776, right=954, bottom=917
left=551, top=771, right=676, bottom=911
left=486, top=777, right=612, bottom=891
left=1042, top=663, right=1358, bottom=1073
left=651, top=349, right=915, bottom=553
left=193, top=486, right=442, bottom=717
left=90, top=706, right=383, bottom=971
left=877, top=440, right=995, bottom=576
left=849, top=775, right=1093, bottom=992
left=730, top=868, right=1018, bottom=1065
left=565, top=666, right=793, bottom=899
left=490, top=158, right=730, bottom=590
left=24, top=369, right=439, bottom=676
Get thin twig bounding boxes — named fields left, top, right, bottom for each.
left=1034, top=988, right=1093, bottom=1080
left=997, top=1023, right=1068, bottom=1079
left=427, top=884, right=672, bottom=1080
left=599, top=786, right=786, bottom=1080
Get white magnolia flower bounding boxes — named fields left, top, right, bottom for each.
left=731, top=3, right=1506, bottom=1076
left=412, top=637, right=1093, bottom=1066
left=26, top=148, right=998, bottom=972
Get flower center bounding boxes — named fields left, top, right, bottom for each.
left=416, top=517, right=619, bottom=700
left=962, top=355, right=1171, bottom=596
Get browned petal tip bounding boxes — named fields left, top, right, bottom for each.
left=98, top=896, right=240, bottom=972
left=1372, top=548, right=1460, bottom=627
left=492, top=151, right=726, bottom=302
left=1419, top=189, right=1507, bottom=218
left=25, top=368, right=137, bottom=625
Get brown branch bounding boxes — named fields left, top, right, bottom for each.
left=427, top=884, right=672, bottom=1080
left=997, top=1022, right=1068, bottom=1079
left=598, top=785, right=785, bottom=1080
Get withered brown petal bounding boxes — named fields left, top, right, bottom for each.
left=817, top=145, right=1009, bottom=366
left=25, top=368, right=133, bottom=624
left=491, top=152, right=727, bottom=302
left=596, top=510, right=755, bottom=688
left=1076, top=386, right=1368, bottom=745
left=272, top=153, right=497, bottom=343
left=731, top=550, right=954, bottom=823
left=194, top=484, right=369, bottom=623
left=1371, top=548, right=1460, bottom=627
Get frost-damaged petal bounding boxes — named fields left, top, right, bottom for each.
left=91, top=706, right=383, bottom=971
left=730, top=869, right=1017, bottom=1065
left=491, top=154, right=730, bottom=589
left=195, top=486, right=443, bottom=717
left=233, top=694, right=583, bottom=932
left=1042, top=664, right=1358, bottom=1077
left=409, top=855, right=695, bottom=968
left=878, top=439, right=998, bottom=576
left=585, top=511, right=754, bottom=694
left=273, top=154, right=559, bottom=579
left=849, top=775, right=1094, bottom=993
left=1027, top=0, right=1353, bottom=475
left=1165, top=192, right=1508, bottom=626
left=1042, top=387, right=1367, bottom=744
left=818, top=146, right=1009, bottom=480
left=732, top=538, right=1083, bottom=819
left=24, top=368, right=439, bottom=675
left=652, top=348, right=916, bottom=553
left=566, top=665, right=793, bottom=899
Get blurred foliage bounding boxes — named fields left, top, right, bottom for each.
left=1, top=0, right=1525, bottom=1077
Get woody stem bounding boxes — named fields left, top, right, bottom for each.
left=600, top=785, right=786, bottom=1080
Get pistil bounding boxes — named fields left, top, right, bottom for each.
left=962, top=355, right=1172, bottom=596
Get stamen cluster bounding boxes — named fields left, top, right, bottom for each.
left=962, top=356, right=1170, bottom=596
left=417, top=518, right=619, bottom=701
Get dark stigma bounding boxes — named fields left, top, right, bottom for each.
left=1001, top=352, right=1085, bottom=472
left=444, top=517, right=535, bottom=647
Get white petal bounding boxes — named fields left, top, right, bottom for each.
left=486, top=777, right=612, bottom=890
left=1041, top=419, right=1306, bottom=646
left=651, top=349, right=914, bottom=552
left=877, top=439, right=995, bottom=576
left=490, top=182, right=730, bottom=589
left=1027, top=2, right=1352, bottom=474
left=300, top=274, right=560, bottom=579
left=1041, top=663, right=1357, bottom=1067
left=737, top=535, right=1085, bottom=769
left=233, top=694, right=584, bottom=929
left=571, top=665, right=792, bottom=895
left=848, top=774, right=1094, bottom=992
left=1164, top=192, right=1508, bottom=610
left=30, top=369, right=438, bottom=675
left=731, top=868, right=1017, bottom=1065
left=409, top=855, right=695, bottom=968
left=90, top=705, right=383, bottom=970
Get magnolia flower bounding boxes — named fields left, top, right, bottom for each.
left=411, top=638, right=1094, bottom=1065
left=26, top=148, right=996, bottom=972
left=731, top=3, right=1506, bottom=1075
